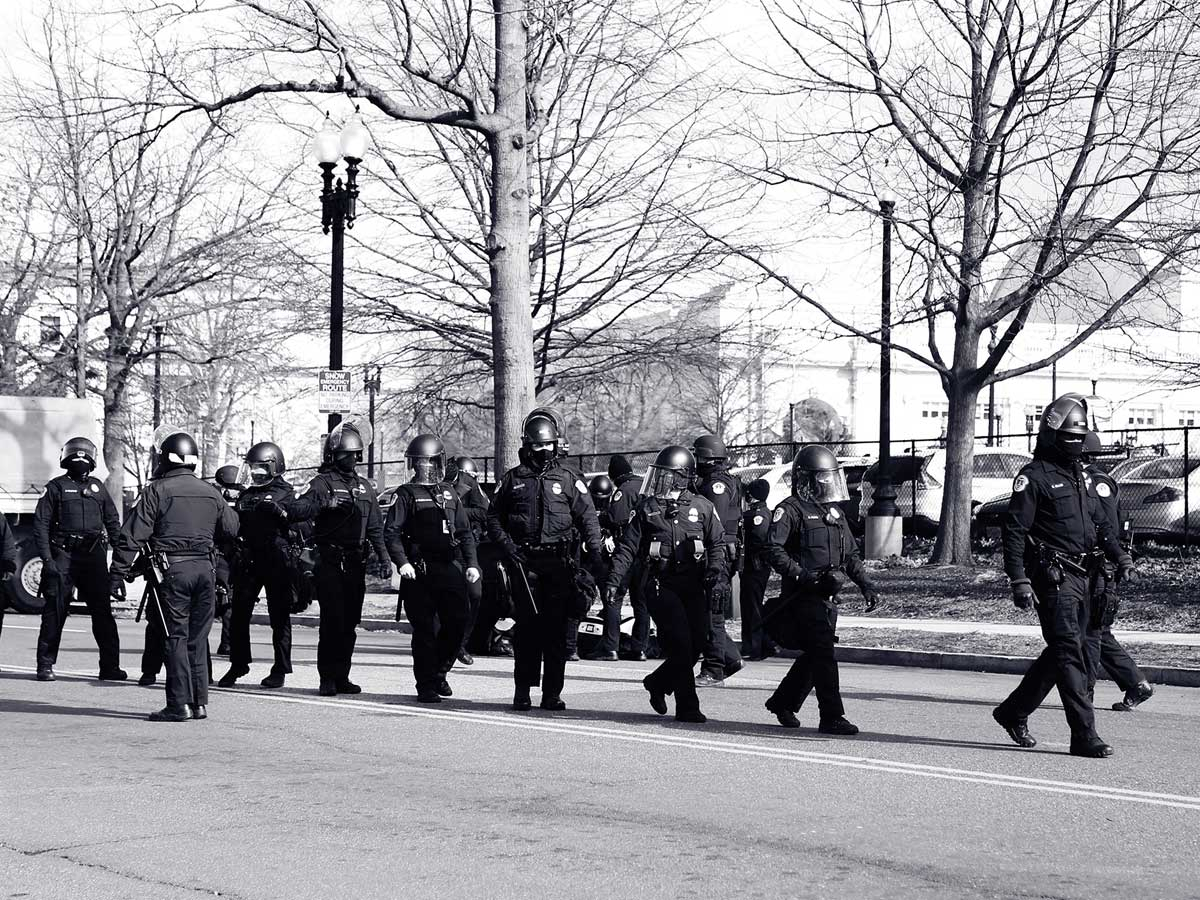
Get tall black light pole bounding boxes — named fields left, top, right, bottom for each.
left=152, top=324, right=165, bottom=429
left=364, top=366, right=382, bottom=479
left=866, top=189, right=901, bottom=558
left=313, top=110, right=369, bottom=435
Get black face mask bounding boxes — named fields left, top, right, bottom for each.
left=1055, top=432, right=1085, bottom=459
left=65, top=460, right=93, bottom=480
left=334, top=453, right=358, bottom=474
left=529, top=448, right=555, bottom=469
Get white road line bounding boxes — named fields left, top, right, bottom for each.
left=12, top=665, right=1200, bottom=812
left=2, top=625, right=89, bottom=633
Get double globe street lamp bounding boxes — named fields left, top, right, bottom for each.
left=312, top=110, right=370, bottom=433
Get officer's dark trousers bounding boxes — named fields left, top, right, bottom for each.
left=315, top=549, right=366, bottom=682
left=996, top=570, right=1098, bottom=739
left=700, top=549, right=741, bottom=678
left=739, top=557, right=774, bottom=657
left=141, top=598, right=165, bottom=677
left=159, top=558, right=216, bottom=710
left=230, top=557, right=294, bottom=675
left=623, top=562, right=651, bottom=654
left=1100, top=628, right=1143, bottom=692
left=770, top=594, right=844, bottom=720
left=37, top=546, right=120, bottom=673
left=403, top=560, right=469, bottom=692
left=512, top=555, right=574, bottom=698
left=644, top=572, right=708, bottom=716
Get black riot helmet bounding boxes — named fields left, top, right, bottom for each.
left=1038, top=394, right=1090, bottom=459
left=244, top=441, right=286, bottom=482
left=60, top=436, right=97, bottom=476
left=588, top=474, right=615, bottom=511
left=152, top=425, right=199, bottom=477
left=522, top=412, right=560, bottom=471
left=641, top=445, right=695, bottom=499
left=792, top=445, right=849, bottom=504
left=692, top=434, right=727, bottom=475
left=406, top=434, right=446, bottom=485
left=1081, top=431, right=1103, bottom=463
left=325, top=419, right=370, bottom=473
left=214, top=464, right=243, bottom=502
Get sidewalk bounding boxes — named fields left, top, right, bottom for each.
left=836, top=615, right=1200, bottom=647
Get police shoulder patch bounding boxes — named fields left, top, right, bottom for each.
left=443, top=490, right=454, bottom=502
left=575, top=479, right=588, bottom=494
left=712, top=481, right=726, bottom=495
left=612, top=490, right=622, bottom=502
left=1013, top=475, right=1030, bottom=493
left=829, top=507, right=841, bottom=519
left=752, top=515, right=764, bottom=526
left=1096, top=482, right=1112, bottom=498
left=90, top=483, right=100, bottom=493
left=772, top=507, right=785, bottom=523
left=552, top=482, right=563, bottom=495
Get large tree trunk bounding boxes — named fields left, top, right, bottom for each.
left=487, top=0, right=536, bottom=473
left=102, top=369, right=127, bottom=517
left=929, top=375, right=981, bottom=566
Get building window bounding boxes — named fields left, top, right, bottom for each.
left=40, top=315, right=61, bottom=345
left=1127, top=408, right=1157, bottom=427
left=1179, top=410, right=1199, bottom=427
left=921, top=401, right=949, bottom=420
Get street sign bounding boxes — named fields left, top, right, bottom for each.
left=318, top=369, right=353, bottom=414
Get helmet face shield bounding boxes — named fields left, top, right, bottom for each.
left=239, top=462, right=273, bottom=486
left=410, top=457, right=445, bottom=485
left=801, top=468, right=849, bottom=503
left=640, top=465, right=690, bottom=499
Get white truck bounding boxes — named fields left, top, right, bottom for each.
left=1, top=395, right=107, bottom=612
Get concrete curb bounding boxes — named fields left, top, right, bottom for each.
left=253, top=613, right=412, bottom=634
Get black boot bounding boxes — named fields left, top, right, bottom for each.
left=818, top=716, right=860, bottom=736
left=1112, top=681, right=1154, bottom=712
left=993, top=708, right=1037, bottom=748
left=149, top=706, right=190, bottom=722
left=1070, top=735, right=1114, bottom=758
left=512, top=687, right=532, bottom=711
left=217, top=666, right=248, bottom=688
left=260, top=672, right=285, bottom=689
left=765, top=696, right=800, bottom=729
left=335, top=679, right=362, bottom=694
left=138, top=672, right=156, bottom=687
left=189, top=704, right=207, bottom=720
left=675, top=709, right=707, bottom=724
left=98, top=668, right=128, bottom=681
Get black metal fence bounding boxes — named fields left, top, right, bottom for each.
left=289, top=425, right=1199, bottom=546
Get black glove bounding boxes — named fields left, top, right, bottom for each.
left=40, top=558, right=60, bottom=579
left=505, top=546, right=527, bottom=568
left=109, top=575, right=127, bottom=602
left=322, top=494, right=353, bottom=511
left=0, top=558, right=14, bottom=581
left=817, top=569, right=852, bottom=597
left=706, top=577, right=731, bottom=614
left=260, top=499, right=289, bottom=523
left=862, top=589, right=881, bottom=613
left=1116, top=560, right=1137, bottom=585
left=1012, top=580, right=1034, bottom=610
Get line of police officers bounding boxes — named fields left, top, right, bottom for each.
left=1, top=393, right=1152, bottom=755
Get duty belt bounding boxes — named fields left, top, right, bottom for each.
left=51, top=532, right=104, bottom=553
left=521, top=541, right=572, bottom=556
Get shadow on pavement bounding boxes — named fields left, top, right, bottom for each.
left=842, top=689, right=1000, bottom=709
left=0, top=697, right=146, bottom=720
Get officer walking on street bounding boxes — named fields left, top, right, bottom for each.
left=386, top=436, right=480, bottom=703
left=740, top=478, right=778, bottom=660
left=1082, top=432, right=1153, bottom=712
left=763, top=447, right=877, bottom=734
left=33, top=437, right=125, bottom=682
left=584, top=473, right=620, bottom=661
left=273, top=421, right=387, bottom=698
left=212, top=465, right=243, bottom=656
left=606, top=446, right=725, bottom=723
left=218, top=442, right=297, bottom=689
left=446, top=456, right=490, bottom=665
left=691, top=434, right=744, bottom=687
left=110, top=427, right=239, bottom=721
left=487, top=411, right=603, bottom=712
left=993, top=396, right=1135, bottom=758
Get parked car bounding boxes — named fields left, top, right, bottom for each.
left=1117, top=456, right=1200, bottom=542
left=859, top=448, right=1032, bottom=535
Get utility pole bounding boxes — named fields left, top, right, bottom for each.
left=152, top=324, right=164, bottom=429
left=365, top=366, right=382, bottom=479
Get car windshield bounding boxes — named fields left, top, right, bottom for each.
left=1127, top=457, right=1200, bottom=480
left=862, top=456, right=927, bottom=484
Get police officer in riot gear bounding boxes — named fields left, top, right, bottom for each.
left=218, top=442, right=297, bottom=689
left=273, top=421, right=387, bottom=697
left=606, top=446, right=725, bottom=723
left=212, top=465, right=242, bottom=656
left=488, top=412, right=603, bottom=711
left=763, top=446, right=878, bottom=735
left=446, top=455, right=490, bottom=665
left=33, top=437, right=125, bottom=682
left=740, top=478, right=778, bottom=660
left=691, top=434, right=744, bottom=686
left=583, top=473, right=620, bottom=661
left=111, top=427, right=239, bottom=721
left=1082, top=432, right=1153, bottom=712
left=386, top=435, right=480, bottom=702
left=994, top=396, right=1135, bottom=758
left=607, top=454, right=650, bottom=660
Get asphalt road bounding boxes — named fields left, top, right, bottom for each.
left=2, top=616, right=1199, bottom=900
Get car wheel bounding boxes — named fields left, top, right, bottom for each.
left=7, top=546, right=46, bottom=614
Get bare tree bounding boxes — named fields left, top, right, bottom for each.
left=131, top=0, right=727, bottom=470
left=720, top=0, right=1200, bottom=564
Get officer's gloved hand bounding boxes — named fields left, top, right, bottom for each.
left=818, top=570, right=852, bottom=597
left=862, top=589, right=882, bottom=613
left=1011, top=580, right=1035, bottom=610
left=260, top=499, right=289, bottom=523
left=603, top=536, right=616, bottom=555
left=465, top=566, right=481, bottom=584
left=1116, top=559, right=1137, bottom=585
left=0, top=558, right=15, bottom=581
left=109, top=575, right=127, bottom=602
left=40, top=558, right=60, bottom=579
left=322, top=494, right=353, bottom=511
left=399, top=563, right=417, bottom=580
left=505, top=546, right=527, bottom=568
